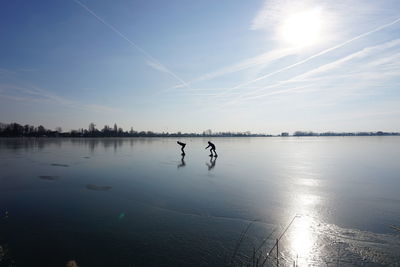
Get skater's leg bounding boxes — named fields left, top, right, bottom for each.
left=181, top=144, right=186, bottom=155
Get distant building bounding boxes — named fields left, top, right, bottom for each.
left=281, top=132, right=289, bottom=136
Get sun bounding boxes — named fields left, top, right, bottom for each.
left=279, top=8, right=323, bottom=47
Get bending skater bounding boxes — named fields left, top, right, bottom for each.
left=177, top=141, right=186, bottom=155
left=205, top=141, right=217, bottom=157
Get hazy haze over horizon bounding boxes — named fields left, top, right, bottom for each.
left=1, top=0, right=400, bottom=134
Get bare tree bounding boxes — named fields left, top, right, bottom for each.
left=88, top=123, right=96, bottom=133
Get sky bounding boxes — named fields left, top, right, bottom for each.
left=1, top=0, right=400, bottom=134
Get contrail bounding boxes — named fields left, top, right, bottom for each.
left=72, top=0, right=190, bottom=89
left=170, top=47, right=296, bottom=90
left=217, top=16, right=400, bottom=97
left=225, top=38, right=400, bottom=105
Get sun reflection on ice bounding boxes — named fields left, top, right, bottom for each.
left=283, top=193, right=322, bottom=265
left=289, top=215, right=315, bottom=265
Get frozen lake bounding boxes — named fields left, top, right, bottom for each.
left=0, top=137, right=399, bottom=266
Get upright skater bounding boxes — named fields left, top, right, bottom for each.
left=205, top=141, right=217, bottom=157
left=177, top=141, right=186, bottom=155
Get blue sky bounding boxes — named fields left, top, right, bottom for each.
left=1, top=0, right=399, bottom=134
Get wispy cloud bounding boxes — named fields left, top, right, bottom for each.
left=0, top=68, right=16, bottom=75
left=72, top=0, right=190, bottom=89
left=290, top=39, right=400, bottom=81
left=250, top=0, right=378, bottom=33
left=172, top=48, right=296, bottom=89
left=251, top=0, right=313, bottom=31
left=218, top=38, right=400, bottom=107
left=0, top=68, right=38, bottom=76
left=214, top=16, right=400, bottom=101
left=0, top=83, right=120, bottom=113
left=17, top=68, right=39, bottom=72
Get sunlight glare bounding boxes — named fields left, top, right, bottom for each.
left=289, top=215, right=315, bottom=265
left=279, top=8, right=323, bottom=47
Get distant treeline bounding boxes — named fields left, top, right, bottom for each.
left=292, top=131, right=399, bottom=136
left=0, top=122, right=398, bottom=137
left=0, top=122, right=270, bottom=137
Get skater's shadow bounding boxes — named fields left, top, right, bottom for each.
left=177, top=154, right=186, bottom=169
left=206, top=156, right=217, bottom=171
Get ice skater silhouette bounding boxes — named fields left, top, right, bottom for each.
left=177, top=141, right=186, bottom=155
left=205, top=141, right=218, bottom=157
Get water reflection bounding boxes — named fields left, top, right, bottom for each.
left=288, top=215, right=315, bottom=265
left=177, top=154, right=186, bottom=169
left=0, top=138, right=158, bottom=153
left=1, top=137, right=399, bottom=265
left=38, top=175, right=59, bottom=181
left=284, top=193, right=322, bottom=265
left=85, top=184, right=112, bottom=191
left=283, top=145, right=323, bottom=265
left=50, top=163, right=69, bottom=167
left=206, top=157, right=217, bottom=171
left=0, top=138, right=61, bottom=151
